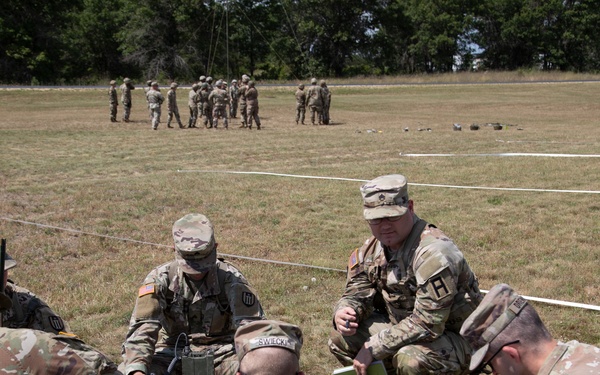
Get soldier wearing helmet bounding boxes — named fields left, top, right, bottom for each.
left=208, top=80, right=229, bottom=129
left=237, top=75, right=251, bottom=128
left=320, top=79, right=331, bottom=125
left=120, top=78, right=135, bottom=122
left=199, top=82, right=213, bottom=128
left=166, top=82, right=184, bottom=129
left=245, top=81, right=261, bottom=130
left=120, top=214, right=265, bottom=375
left=144, top=80, right=154, bottom=121
left=306, top=78, right=324, bottom=125
left=206, top=77, right=214, bottom=92
left=109, top=80, right=118, bottom=122
left=188, top=83, right=200, bottom=128
left=294, top=84, right=306, bottom=125
left=146, top=82, right=164, bottom=130
left=199, top=75, right=206, bottom=83
left=229, top=80, right=239, bottom=118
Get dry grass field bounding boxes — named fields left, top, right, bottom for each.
left=1, top=72, right=599, bottom=374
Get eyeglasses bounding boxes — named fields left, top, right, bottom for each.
left=478, top=340, right=520, bottom=373
left=366, top=215, right=404, bottom=225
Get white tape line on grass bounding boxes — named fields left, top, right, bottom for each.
left=2, top=216, right=599, bottom=311
left=177, top=170, right=600, bottom=194
left=400, top=152, right=600, bottom=158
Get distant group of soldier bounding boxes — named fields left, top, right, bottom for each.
left=295, top=78, right=331, bottom=125
left=108, top=74, right=261, bottom=131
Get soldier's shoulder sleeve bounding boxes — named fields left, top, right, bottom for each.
left=132, top=264, right=170, bottom=321
left=347, top=236, right=378, bottom=279
left=218, top=261, right=265, bottom=324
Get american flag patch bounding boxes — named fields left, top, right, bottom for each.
left=138, top=284, right=155, bottom=297
left=348, top=249, right=359, bottom=270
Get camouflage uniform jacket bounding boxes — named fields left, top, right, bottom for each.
left=120, top=84, right=134, bottom=105
left=306, top=85, right=323, bottom=107
left=167, top=89, right=178, bottom=111
left=333, top=217, right=482, bottom=359
left=0, top=328, right=119, bottom=374
left=208, top=88, right=229, bottom=109
left=229, top=85, right=239, bottom=102
left=537, top=340, right=600, bottom=374
left=245, top=87, right=258, bottom=107
left=238, top=84, right=248, bottom=105
left=121, top=259, right=265, bottom=375
left=2, top=280, right=70, bottom=334
left=146, top=89, right=164, bottom=109
left=322, top=86, right=331, bottom=107
left=109, top=87, right=118, bottom=104
left=188, top=89, right=200, bottom=108
left=295, top=89, right=306, bottom=109
left=200, top=90, right=211, bottom=111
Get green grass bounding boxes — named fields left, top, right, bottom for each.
left=1, top=73, right=599, bottom=374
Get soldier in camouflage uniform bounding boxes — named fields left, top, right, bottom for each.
left=2, top=251, right=70, bottom=334
left=200, top=83, right=214, bottom=128
left=237, top=75, right=250, bottom=128
left=229, top=80, right=239, bottom=118
left=209, top=80, right=229, bottom=129
left=166, top=82, right=185, bottom=129
left=460, top=283, right=600, bottom=375
left=188, top=84, right=200, bottom=128
left=144, top=80, right=153, bottom=121
left=146, top=82, right=164, bottom=130
left=320, top=80, right=331, bottom=125
left=109, top=80, right=118, bottom=122
left=294, top=84, right=306, bottom=125
left=120, top=78, right=135, bottom=122
left=234, top=320, right=304, bottom=375
left=306, top=78, right=323, bottom=125
left=329, top=174, right=482, bottom=375
left=120, top=213, right=265, bottom=375
left=245, top=81, right=261, bottom=130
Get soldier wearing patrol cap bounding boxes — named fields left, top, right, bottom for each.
left=234, top=320, right=304, bottom=375
left=328, top=174, right=483, bottom=375
left=120, top=214, right=265, bottom=375
left=237, top=75, right=250, bottom=128
left=229, top=80, right=239, bottom=118
left=460, top=283, right=600, bottom=375
left=1, top=251, right=70, bottom=334
left=109, top=80, right=119, bottom=122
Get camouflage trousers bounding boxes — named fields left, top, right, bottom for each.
left=167, top=107, right=183, bottom=128
left=110, top=103, right=118, bottom=122
left=122, top=102, right=131, bottom=121
left=189, top=106, right=198, bottom=127
left=321, top=104, right=330, bottom=124
left=328, top=313, right=471, bottom=375
left=212, top=106, right=228, bottom=129
left=118, top=343, right=237, bottom=375
left=239, top=102, right=248, bottom=127
left=151, top=107, right=161, bottom=129
left=246, top=105, right=260, bottom=129
left=229, top=100, right=238, bottom=118
left=309, top=105, right=322, bottom=125
left=295, top=105, right=305, bottom=124
left=203, top=105, right=213, bottom=128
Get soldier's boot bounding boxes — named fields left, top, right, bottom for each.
left=167, top=122, right=173, bottom=128
left=178, top=122, right=185, bottom=129
left=256, top=123, right=261, bottom=130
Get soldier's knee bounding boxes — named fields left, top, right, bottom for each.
left=393, top=345, right=464, bottom=375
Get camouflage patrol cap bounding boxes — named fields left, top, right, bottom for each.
left=311, top=78, right=317, bottom=84
left=460, top=284, right=528, bottom=371
left=201, top=82, right=208, bottom=89
left=215, top=79, right=223, bottom=87
left=248, top=80, right=255, bottom=87
left=192, top=83, right=199, bottom=90
left=320, top=79, right=326, bottom=86
left=172, top=214, right=217, bottom=274
left=360, top=174, right=410, bottom=220
left=231, top=79, right=237, bottom=84
left=109, top=80, right=116, bottom=85
left=170, top=82, right=178, bottom=89
left=242, top=75, right=250, bottom=83
left=124, top=78, right=131, bottom=83
left=235, top=320, right=303, bottom=362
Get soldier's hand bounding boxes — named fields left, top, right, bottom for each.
left=334, top=307, right=358, bottom=336
left=353, top=345, right=374, bottom=375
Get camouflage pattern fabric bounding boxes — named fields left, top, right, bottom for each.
left=538, top=340, right=600, bottom=374
left=120, top=82, right=134, bottom=122
left=208, top=87, right=229, bottom=129
left=166, top=88, right=184, bottom=128
left=200, top=88, right=213, bottom=128
left=245, top=86, right=260, bottom=130
left=320, top=83, right=331, bottom=124
left=0, top=328, right=120, bottom=374
left=305, top=84, right=323, bottom=125
left=229, top=83, right=239, bottom=118
left=109, top=86, right=118, bottom=122
left=238, top=83, right=248, bottom=127
left=120, top=259, right=265, bottom=375
left=188, top=87, right=200, bottom=128
left=2, top=281, right=71, bottom=334
left=146, top=88, right=164, bottom=130
left=234, top=320, right=303, bottom=362
left=294, top=87, right=306, bottom=125
left=329, top=217, right=482, bottom=374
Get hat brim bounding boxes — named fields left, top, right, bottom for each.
left=469, top=342, right=490, bottom=371
left=176, top=250, right=216, bottom=274
left=363, top=205, right=408, bottom=220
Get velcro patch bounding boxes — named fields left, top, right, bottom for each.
left=428, top=275, right=451, bottom=301
left=242, top=292, right=256, bottom=307
left=48, top=316, right=65, bottom=331
left=348, top=249, right=359, bottom=270
left=138, top=284, right=155, bottom=298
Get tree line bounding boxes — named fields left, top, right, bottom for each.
left=1, top=0, right=599, bottom=84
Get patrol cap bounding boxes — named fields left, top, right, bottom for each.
left=320, top=79, right=326, bottom=86
left=235, top=320, right=303, bottom=362
left=311, top=78, right=317, bottom=84
left=201, top=82, right=208, bottom=89
left=231, top=79, right=237, bottom=83
left=460, top=284, right=528, bottom=371
left=3, top=252, right=16, bottom=271
left=109, top=80, right=116, bottom=85
left=124, top=78, right=131, bottom=83
left=248, top=80, right=255, bottom=87
left=192, top=83, right=199, bottom=90
left=360, top=174, right=410, bottom=220
left=172, top=214, right=217, bottom=274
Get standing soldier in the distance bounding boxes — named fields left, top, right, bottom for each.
left=144, top=80, right=153, bottom=120
left=188, top=83, right=200, bottom=128
left=199, top=82, right=213, bottom=129
left=208, top=80, right=229, bottom=129
left=166, top=82, right=185, bottom=129
left=120, top=77, right=135, bottom=122
left=229, top=79, right=239, bottom=118
left=238, top=75, right=250, bottom=128
left=306, top=77, right=324, bottom=125
left=320, top=79, right=331, bottom=125
left=146, top=82, right=164, bottom=130
left=206, top=76, right=214, bottom=92
left=109, top=80, right=118, bottom=122
left=295, top=84, right=306, bottom=125
left=198, top=75, right=206, bottom=119
left=245, top=81, right=261, bottom=130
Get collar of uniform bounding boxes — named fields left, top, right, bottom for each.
left=537, top=342, right=569, bottom=374
left=173, top=265, right=221, bottom=303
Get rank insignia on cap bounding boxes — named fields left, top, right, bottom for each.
left=348, top=249, right=359, bottom=270
left=138, top=284, right=155, bottom=297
